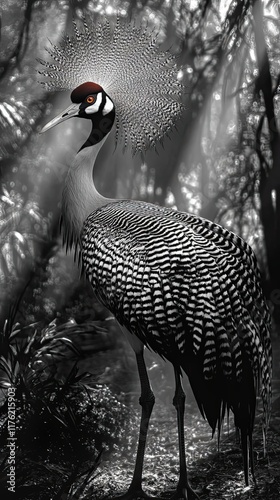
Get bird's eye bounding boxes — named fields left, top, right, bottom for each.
left=86, top=95, right=96, bottom=104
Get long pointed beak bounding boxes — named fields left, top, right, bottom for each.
left=40, top=103, right=80, bottom=133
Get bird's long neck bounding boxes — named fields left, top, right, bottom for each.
left=61, top=135, right=112, bottom=250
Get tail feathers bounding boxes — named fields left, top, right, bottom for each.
left=182, top=349, right=258, bottom=484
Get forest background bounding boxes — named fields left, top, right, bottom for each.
left=0, top=1, right=280, bottom=499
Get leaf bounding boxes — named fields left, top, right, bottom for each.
left=13, top=231, right=25, bottom=244
left=0, top=357, right=13, bottom=378
left=0, top=378, right=13, bottom=389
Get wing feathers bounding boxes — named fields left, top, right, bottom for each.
left=82, top=200, right=271, bottom=441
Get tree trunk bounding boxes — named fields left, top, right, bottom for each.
left=253, top=0, right=280, bottom=323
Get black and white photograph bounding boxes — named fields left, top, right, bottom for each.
left=0, top=1, right=279, bottom=499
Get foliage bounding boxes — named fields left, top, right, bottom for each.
left=0, top=0, right=280, bottom=496
left=1, top=0, right=280, bottom=322
left=0, top=310, right=136, bottom=499
left=20, top=258, right=111, bottom=326
left=0, top=186, right=51, bottom=312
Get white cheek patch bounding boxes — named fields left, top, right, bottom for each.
left=102, top=96, right=114, bottom=115
left=85, top=92, right=102, bottom=114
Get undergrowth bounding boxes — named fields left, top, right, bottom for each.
left=0, top=302, right=136, bottom=499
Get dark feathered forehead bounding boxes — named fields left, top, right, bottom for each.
left=71, top=82, right=103, bottom=103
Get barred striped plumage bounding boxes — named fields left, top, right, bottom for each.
left=82, top=200, right=272, bottom=437
left=40, top=14, right=272, bottom=498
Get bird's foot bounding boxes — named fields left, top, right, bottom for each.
left=169, top=483, right=200, bottom=500
left=113, top=486, right=158, bottom=499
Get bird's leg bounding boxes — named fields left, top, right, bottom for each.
left=116, top=348, right=156, bottom=499
left=130, top=350, right=156, bottom=494
left=171, top=368, right=199, bottom=500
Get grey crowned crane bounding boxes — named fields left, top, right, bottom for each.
left=39, top=16, right=272, bottom=500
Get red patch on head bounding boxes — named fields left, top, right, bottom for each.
left=71, top=82, right=103, bottom=103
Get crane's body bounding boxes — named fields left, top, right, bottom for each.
left=83, top=195, right=271, bottom=429
left=83, top=197, right=268, bottom=370
left=39, top=17, right=272, bottom=500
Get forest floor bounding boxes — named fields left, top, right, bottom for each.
left=79, top=330, right=280, bottom=500
left=1, top=319, right=279, bottom=500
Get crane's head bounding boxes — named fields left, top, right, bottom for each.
left=39, top=17, right=185, bottom=153
left=40, top=82, right=115, bottom=148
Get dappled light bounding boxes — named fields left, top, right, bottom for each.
left=0, top=1, right=280, bottom=499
